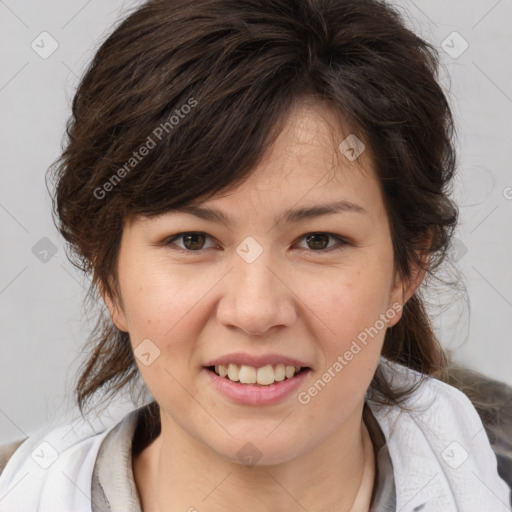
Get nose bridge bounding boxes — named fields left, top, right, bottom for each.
left=218, top=236, right=295, bottom=335
left=236, top=241, right=275, bottom=296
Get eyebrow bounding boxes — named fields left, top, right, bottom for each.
left=168, top=200, right=367, bottom=228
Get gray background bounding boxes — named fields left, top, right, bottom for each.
left=1, top=0, right=511, bottom=444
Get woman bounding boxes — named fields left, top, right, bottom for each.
left=0, top=0, right=510, bottom=511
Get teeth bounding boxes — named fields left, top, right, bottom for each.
left=256, top=364, right=275, bottom=385
left=274, top=363, right=286, bottom=381
left=227, top=363, right=239, bottom=381
left=239, top=365, right=257, bottom=384
left=213, top=363, right=304, bottom=385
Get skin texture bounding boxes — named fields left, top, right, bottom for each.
left=103, top=99, right=424, bottom=511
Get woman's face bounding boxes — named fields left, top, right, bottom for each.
left=104, top=101, right=419, bottom=465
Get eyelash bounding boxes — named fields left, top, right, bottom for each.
left=161, top=231, right=349, bottom=254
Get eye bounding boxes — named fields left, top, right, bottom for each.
left=164, top=232, right=217, bottom=252
left=295, top=232, right=348, bottom=252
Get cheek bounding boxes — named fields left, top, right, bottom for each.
left=300, top=273, right=390, bottom=416
left=118, top=259, right=209, bottom=339
left=117, top=260, right=224, bottom=394
left=301, top=264, right=395, bottom=399
left=310, top=267, right=393, bottom=338
left=118, top=262, right=212, bottom=407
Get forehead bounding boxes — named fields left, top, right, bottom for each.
left=202, top=101, right=380, bottom=211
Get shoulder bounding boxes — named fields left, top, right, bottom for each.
left=376, top=357, right=510, bottom=434
left=370, top=357, right=508, bottom=472
left=374, top=358, right=512, bottom=497
left=0, top=438, right=28, bottom=476
left=375, top=357, right=480, bottom=413
left=369, top=359, right=512, bottom=509
left=0, top=403, right=158, bottom=479
left=0, top=411, right=135, bottom=510
left=376, top=356, right=507, bottom=406
left=441, top=362, right=512, bottom=427
left=440, top=362, right=512, bottom=493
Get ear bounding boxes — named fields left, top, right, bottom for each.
left=387, top=232, right=431, bottom=327
left=98, top=280, right=129, bottom=333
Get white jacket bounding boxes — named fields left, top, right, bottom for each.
left=0, top=357, right=510, bottom=512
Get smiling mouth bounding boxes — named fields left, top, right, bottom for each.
left=205, top=364, right=310, bottom=386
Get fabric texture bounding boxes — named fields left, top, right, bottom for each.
left=0, top=357, right=510, bottom=511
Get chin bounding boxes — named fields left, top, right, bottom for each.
left=211, top=435, right=303, bottom=468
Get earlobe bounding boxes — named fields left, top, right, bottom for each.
left=99, top=283, right=128, bottom=332
left=390, top=249, right=429, bottom=314
left=387, top=273, right=405, bottom=327
left=104, top=295, right=128, bottom=332
left=403, top=264, right=427, bottom=304
left=387, top=258, right=427, bottom=328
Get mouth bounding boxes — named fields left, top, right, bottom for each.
left=204, top=363, right=311, bottom=387
left=202, top=363, right=312, bottom=405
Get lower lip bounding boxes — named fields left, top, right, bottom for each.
left=202, top=367, right=312, bottom=406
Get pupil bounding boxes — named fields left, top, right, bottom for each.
left=184, top=233, right=205, bottom=250
left=306, top=233, right=328, bottom=250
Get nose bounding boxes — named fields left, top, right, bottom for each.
left=216, top=246, right=297, bottom=336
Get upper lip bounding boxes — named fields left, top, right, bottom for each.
left=204, top=353, right=312, bottom=369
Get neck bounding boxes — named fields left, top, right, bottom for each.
left=133, top=403, right=375, bottom=512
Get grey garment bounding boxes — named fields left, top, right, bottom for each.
left=91, top=401, right=396, bottom=512
left=92, top=406, right=146, bottom=512
left=364, top=402, right=397, bottom=512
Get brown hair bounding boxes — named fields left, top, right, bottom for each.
left=48, top=0, right=458, bottom=419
